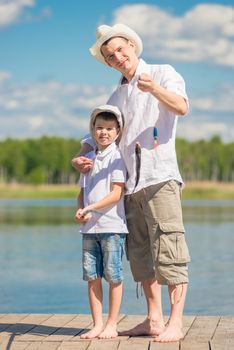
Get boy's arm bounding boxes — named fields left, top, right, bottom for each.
left=75, top=188, right=91, bottom=223
left=80, top=182, right=124, bottom=216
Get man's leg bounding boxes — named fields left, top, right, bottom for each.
left=80, top=278, right=104, bottom=339
left=119, top=278, right=165, bottom=336
left=99, top=282, right=123, bottom=339
left=155, top=283, right=188, bottom=342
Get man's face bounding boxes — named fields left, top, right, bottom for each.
left=101, top=37, right=138, bottom=76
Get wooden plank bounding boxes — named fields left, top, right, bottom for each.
left=210, top=339, right=234, bottom=350
left=25, top=342, right=61, bottom=349
left=150, top=340, right=180, bottom=349
left=0, top=314, right=29, bottom=332
left=69, top=314, right=94, bottom=341
left=0, top=314, right=52, bottom=341
left=46, top=315, right=93, bottom=342
left=183, top=316, right=220, bottom=342
left=117, top=315, right=146, bottom=333
left=118, top=338, right=150, bottom=350
left=56, top=341, right=91, bottom=350
left=182, top=315, right=196, bottom=336
left=210, top=316, right=234, bottom=350
left=87, top=339, right=119, bottom=350
left=0, top=338, right=31, bottom=350
left=212, top=316, right=234, bottom=340
left=18, top=314, right=76, bottom=342
left=181, top=341, right=210, bottom=350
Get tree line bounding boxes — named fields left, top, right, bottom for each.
left=0, top=136, right=233, bottom=184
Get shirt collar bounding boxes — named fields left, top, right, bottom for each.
left=95, top=142, right=117, bottom=159
left=119, top=59, right=149, bottom=87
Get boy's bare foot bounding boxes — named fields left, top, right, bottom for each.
left=98, top=324, right=118, bottom=339
left=118, top=317, right=165, bottom=337
left=154, top=324, right=184, bottom=342
left=80, top=325, right=103, bottom=339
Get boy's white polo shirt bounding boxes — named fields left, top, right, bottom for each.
left=79, top=142, right=128, bottom=234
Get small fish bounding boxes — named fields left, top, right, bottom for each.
left=134, top=142, right=141, bottom=192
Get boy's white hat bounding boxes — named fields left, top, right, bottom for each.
left=89, top=23, right=143, bottom=65
left=89, top=104, right=124, bottom=139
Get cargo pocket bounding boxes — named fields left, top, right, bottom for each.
left=158, top=222, right=190, bottom=264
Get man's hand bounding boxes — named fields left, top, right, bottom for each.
left=137, top=73, right=155, bottom=93
left=71, top=156, right=93, bottom=173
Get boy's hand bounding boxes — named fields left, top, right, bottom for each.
left=71, top=156, right=93, bottom=173
left=75, top=208, right=92, bottom=223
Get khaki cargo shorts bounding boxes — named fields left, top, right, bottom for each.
left=124, top=180, right=190, bottom=285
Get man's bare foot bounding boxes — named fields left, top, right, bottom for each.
left=80, top=325, right=103, bottom=339
left=154, top=324, right=184, bottom=342
left=98, top=324, right=118, bottom=339
left=118, top=317, right=165, bottom=337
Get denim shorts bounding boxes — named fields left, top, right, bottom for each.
left=82, top=233, right=126, bottom=283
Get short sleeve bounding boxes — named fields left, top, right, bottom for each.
left=160, top=65, right=188, bottom=103
left=78, top=173, right=85, bottom=188
left=110, top=151, right=127, bottom=184
left=81, top=134, right=96, bottom=148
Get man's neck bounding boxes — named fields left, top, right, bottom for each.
left=122, top=57, right=140, bottom=83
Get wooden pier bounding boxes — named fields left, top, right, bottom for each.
left=0, top=314, right=233, bottom=349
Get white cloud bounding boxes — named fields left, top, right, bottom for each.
left=0, top=71, right=233, bottom=142
left=0, top=0, right=34, bottom=27
left=0, top=0, right=51, bottom=27
left=192, top=84, right=234, bottom=112
left=112, top=4, right=234, bottom=67
left=177, top=115, right=234, bottom=142
left=0, top=72, right=111, bottom=139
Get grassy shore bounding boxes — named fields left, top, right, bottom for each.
left=0, top=182, right=234, bottom=200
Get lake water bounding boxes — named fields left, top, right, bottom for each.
left=0, top=198, right=234, bottom=316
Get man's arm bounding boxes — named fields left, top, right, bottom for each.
left=137, top=73, right=188, bottom=116
left=71, top=143, right=94, bottom=173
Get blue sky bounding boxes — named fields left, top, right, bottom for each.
left=0, top=0, right=233, bottom=142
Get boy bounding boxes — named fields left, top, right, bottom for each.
left=74, top=104, right=128, bottom=339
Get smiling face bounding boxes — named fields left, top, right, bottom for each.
left=101, top=37, right=139, bottom=81
left=93, top=114, right=120, bottom=151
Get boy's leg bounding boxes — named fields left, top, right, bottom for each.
left=155, top=283, right=188, bottom=342
left=98, top=281, right=123, bottom=339
left=80, top=278, right=104, bottom=339
left=81, top=234, right=104, bottom=339
left=98, top=233, right=125, bottom=339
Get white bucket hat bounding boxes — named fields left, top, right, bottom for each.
left=89, top=104, right=124, bottom=140
left=89, top=23, right=143, bottom=65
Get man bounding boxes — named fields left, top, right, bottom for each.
left=73, top=23, right=190, bottom=342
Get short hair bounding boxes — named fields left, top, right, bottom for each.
left=101, top=37, right=128, bottom=56
left=94, top=112, right=120, bottom=128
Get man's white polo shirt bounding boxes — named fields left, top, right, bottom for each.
left=79, top=142, right=128, bottom=234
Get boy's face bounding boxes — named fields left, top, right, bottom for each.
left=93, top=116, right=119, bottom=151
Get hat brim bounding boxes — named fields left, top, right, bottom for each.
left=89, top=24, right=143, bottom=65
left=89, top=104, right=124, bottom=139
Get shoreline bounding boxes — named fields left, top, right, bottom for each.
left=0, top=181, right=234, bottom=200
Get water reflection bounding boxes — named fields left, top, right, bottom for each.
left=0, top=199, right=234, bottom=315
